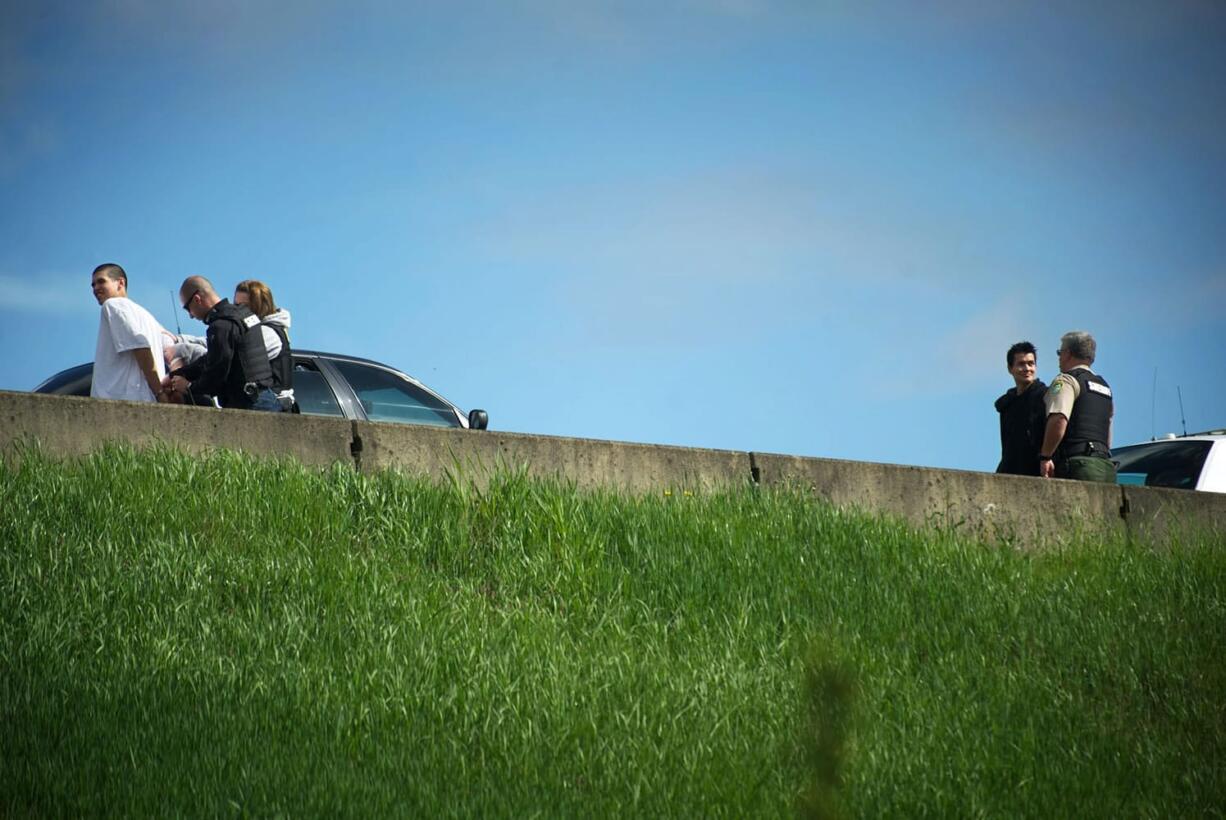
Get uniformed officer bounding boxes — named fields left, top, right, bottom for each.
left=166, top=276, right=281, bottom=411
left=1038, top=330, right=1116, bottom=482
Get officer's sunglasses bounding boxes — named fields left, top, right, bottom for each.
left=182, top=289, right=199, bottom=312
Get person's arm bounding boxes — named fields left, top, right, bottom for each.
left=172, top=323, right=233, bottom=398
left=1038, top=375, right=1078, bottom=478
left=132, top=348, right=168, bottom=403
left=1039, top=415, right=1067, bottom=478
left=100, top=303, right=168, bottom=400
left=261, top=325, right=282, bottom=359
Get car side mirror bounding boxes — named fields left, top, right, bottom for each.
left=468, top=409, right=489, bottom=430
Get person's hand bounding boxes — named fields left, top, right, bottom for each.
left=155, top=389, right=170, bottom=404
left=1040, top=458, right=1055, bottom=479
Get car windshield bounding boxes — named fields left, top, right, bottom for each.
left=1114, top=440, right=1211, bottom=490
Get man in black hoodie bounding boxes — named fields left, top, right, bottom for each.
left=994, top=341, right=1047, bottom=476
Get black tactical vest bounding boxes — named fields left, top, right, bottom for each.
left=208, top=301, right=273, bottom=388
left=1059, top=368, right=1113, bottom=458
left=265, top=322, right=293, bottom=391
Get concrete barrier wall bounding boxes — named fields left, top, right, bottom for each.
left=1120, top=483, right=1226, bottom=544
left=3, top=390, right=1224, bottom=549
left=750, top=451, right=1226, bottom=547
left=751, top=452, right=1129, bottom=547
left=353, top=421, right=752, bottom=493
left=0, top=391, right=354, bottom=469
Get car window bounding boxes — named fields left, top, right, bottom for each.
left=330, top=359, right=459, bottom=427
left=1114, top=440, right=1212, bottom=490
left=292, top=360, right=344, bottom=418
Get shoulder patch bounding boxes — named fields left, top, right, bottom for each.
left=242, top=314, right=260, bottom=329
left=1050, top=380, right=1063, bottom=394
left=1087, top=381, right=1112, bottom=397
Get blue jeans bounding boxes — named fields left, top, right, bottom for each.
left=249, top=387, right=286, bottom=413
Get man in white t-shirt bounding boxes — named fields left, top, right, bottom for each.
left=90, top=263, right=169, bottom=403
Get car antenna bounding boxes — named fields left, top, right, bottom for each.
left=170, top=291, right=182, bottom=336
left=1177, top=385, right=1188, bottom=437
left=1147, top=365, right=1157, bottom=441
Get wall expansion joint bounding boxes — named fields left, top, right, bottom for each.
left=349, top=423, right=364, bottom=469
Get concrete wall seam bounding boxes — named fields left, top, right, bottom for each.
left=349, top=422, right=364, bottom=471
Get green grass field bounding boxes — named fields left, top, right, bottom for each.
left=2, top=445, right=1223, bottom=817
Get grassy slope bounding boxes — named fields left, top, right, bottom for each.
left=1, top=446, right=1223, bottom=818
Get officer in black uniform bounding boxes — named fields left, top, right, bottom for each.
left=995, top=340, right=1048, bottom=476
left=1038, top=330, right=1116, bottom=482
left=167, top=276, right=279, bottom=411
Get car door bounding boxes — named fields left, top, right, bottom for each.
left=288, top=354, right=350, bottom=419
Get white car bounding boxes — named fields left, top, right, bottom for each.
left=1113, top=430, right=1226, bottom=493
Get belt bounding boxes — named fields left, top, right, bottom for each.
left=1059, top=441, right=1111, bottom=459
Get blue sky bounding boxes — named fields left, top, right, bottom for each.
left=2, top=1, right=1223, bottom=471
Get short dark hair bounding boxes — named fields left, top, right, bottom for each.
left=92, top=263, right=127, bottom=287
left=1006, top=341, right=1036, bottom=368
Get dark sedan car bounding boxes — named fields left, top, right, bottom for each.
left=35, top=349, right=489, bottom=430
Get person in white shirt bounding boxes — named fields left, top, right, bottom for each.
left=89, top=263, right=169, bottom=403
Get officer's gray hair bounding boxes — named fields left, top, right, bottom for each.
left=1060, top=330, right=1096, bottom=363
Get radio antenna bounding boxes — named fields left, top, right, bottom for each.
left=1147, top=365, right=1157, bottom=441
left=170, top=291, right=182, bottom=336
left=1177, top=386, right=1188, bottom=437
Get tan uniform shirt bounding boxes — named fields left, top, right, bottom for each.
left=1043, top=364, right=1094, bottom=419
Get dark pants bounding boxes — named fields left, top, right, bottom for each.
left=1057, top=455, right=1117, bottom=483
left=249, top=387, right=287, bottom=413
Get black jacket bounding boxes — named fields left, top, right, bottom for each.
left=180, top=300, right=273, bottom=409
left=995, top=379, right=1047, bottom=476
left=264, top=322, right=293, bottom=392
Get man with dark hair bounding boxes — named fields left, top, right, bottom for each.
left=994, top=341, right=1047, bottom=476
left=165, top=276, right=281, bottom=411
left=1039, top=330, right=1116, bottom=482
left=90, top=263, right=169, bottom=403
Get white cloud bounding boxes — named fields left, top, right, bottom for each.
left=461, top=166, right=1030, bottom=348
left=0, top=274, right=97, bottom=316
left=472, top=167, right=984, bottom=284
left=864, top=298, right=1041, bottom=399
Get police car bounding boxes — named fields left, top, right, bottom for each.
left=34, top=350, right=489, bottom=431
left=1112, top=430, right=1226, bottom=493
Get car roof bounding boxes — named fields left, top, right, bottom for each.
left=294, top=349, right=408, bottom=371
left=37, top=349, right=439, bottom=398
left=1117, top=432, right=1226, bottom=448
left=45, top=349, right=419, bottom=379
left=296, top=349, right=437, bottom=389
